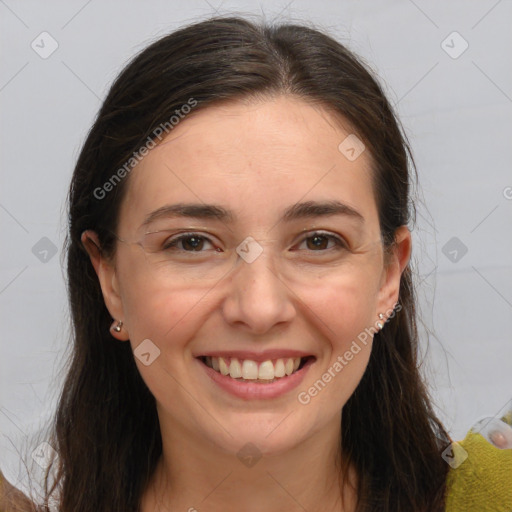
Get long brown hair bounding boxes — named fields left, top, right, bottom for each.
left=42, top=16, right=450, bottom=511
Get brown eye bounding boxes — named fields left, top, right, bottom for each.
left=307, top=234, right=329, bottom=250
left=162, top=233, right=215, bottom=252
left=181, top=236, right=205, bottom=251
left=299, top=232, right=346, bottom=252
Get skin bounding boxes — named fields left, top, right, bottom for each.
left=83, top=95, right=411, bottom=511
left=0, top=471, right=34, bottom=512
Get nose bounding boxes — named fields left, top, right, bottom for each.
left=220, top=247, right=296, bottom=335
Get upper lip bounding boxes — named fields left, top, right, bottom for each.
left=195, top=350, right=315, bottom=362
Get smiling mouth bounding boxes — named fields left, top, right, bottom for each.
left=197, top=355, right=314, bottom=383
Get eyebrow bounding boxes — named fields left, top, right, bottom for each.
left=141, top=200, right=364, bottom=229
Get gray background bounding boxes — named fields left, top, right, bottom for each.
left=1, top=0, right=511, bottom=485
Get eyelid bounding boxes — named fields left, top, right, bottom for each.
left=295, top=230, right=348, bottom=249
left=162, top=231, right=218, bottom=250
left=144, top=229, right=216, bottom=240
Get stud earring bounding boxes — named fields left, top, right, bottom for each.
left=377, top=313, right=384, bottom=330
left=111, top=320, right=123, bottom=333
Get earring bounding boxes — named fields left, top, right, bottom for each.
left=377, top=313, right=384, bottom=331
left=111, top=320, right=123, bottom=333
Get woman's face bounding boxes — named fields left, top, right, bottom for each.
left=92, top=95, right=409, bottom=457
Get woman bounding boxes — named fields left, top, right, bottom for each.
left=3, top=16, right=510, bottom=512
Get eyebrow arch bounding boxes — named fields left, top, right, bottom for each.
left=141, top=203, right=233, bottom=228
left=141, top=199, right=364, bottom=229
left=282, top=200, right=364, bottom=223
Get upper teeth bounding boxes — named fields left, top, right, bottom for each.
left=206, top=356, right=302, bottom=380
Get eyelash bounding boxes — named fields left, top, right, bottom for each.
left=162, top=231, right=348, bottom=253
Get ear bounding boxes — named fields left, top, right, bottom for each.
left=375, top=226, right=411, bottom=318
left=81, top=230, right=129, bottom=341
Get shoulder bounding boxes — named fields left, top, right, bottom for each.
left=444, top=430, right=512, bottom=512
left=0, top=471, right=35, bottom=512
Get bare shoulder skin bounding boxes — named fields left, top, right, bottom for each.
left=0, top=471, right=35, bottom=512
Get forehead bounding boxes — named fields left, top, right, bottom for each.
left=119, top=95, right=377, bottom=230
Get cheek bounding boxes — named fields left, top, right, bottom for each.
left=294, top=262, right=381, bottom=346
left=119, top=279, right=213, bottom=403
left=115, top=249, right=207, bottom=338
left=121, top=276, right=210, bottom=348
left=293, top=264, right=379, bottom=405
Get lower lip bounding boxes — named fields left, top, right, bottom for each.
left=197, top=358, right=314, bottom=400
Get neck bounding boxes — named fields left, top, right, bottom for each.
left=141, top=413, right=358, bottom=512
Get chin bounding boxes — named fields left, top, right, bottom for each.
left=205, top=409, right=319, bottom=458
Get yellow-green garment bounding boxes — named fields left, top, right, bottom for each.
left=445, top=421, right=512, bottom=511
